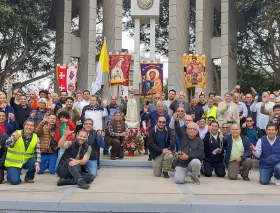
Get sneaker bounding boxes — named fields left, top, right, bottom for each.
left=24, top=177, right=34, bottom=183
left=77, top=178, right=90, bottom=190
left=275, top=178, right=280, bottom=186
left=191, top=177, right=200, bottom=185
left=163, top=171, right=169, bottom=178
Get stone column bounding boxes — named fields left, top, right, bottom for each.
left=195, top=0, right=216, bottom=96
left=78, top=0, right=97, bottom=91
left=103, top=0, right=123, bottom=99
left=168, top=0, right=190, bottom=93
left=150, top=18, right=156, bottom=61
left=221, top=0, right=237, bottom=96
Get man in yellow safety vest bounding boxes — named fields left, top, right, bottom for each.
left=5, top=119, right=40, bottom=185
left=204, top=99, right=217, bottom=122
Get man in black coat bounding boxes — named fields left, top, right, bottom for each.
left=203, top=121, right=225, bottom=177
left=0, top=133, right=8, bottom=183
left=241, top=116, right=263, bottom=146
left=149, top=116, right=175, bottom=178
left=223, top=124, right=253, bottom=181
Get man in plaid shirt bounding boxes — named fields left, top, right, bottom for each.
left=5, top=119, right=41, bottom=185
left=29, top=98, right=50, bottom=127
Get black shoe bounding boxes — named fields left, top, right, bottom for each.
left=148, top=155, right=152, bottom=161
left=144, top=151, right=148, bottom=155
left=241, top=175, right=250, bottom=181
left=77, top=178, right=90, bottom=190
left=57, top=178, right=67, bottom=186
left=163, top=171, right=169, bottom=178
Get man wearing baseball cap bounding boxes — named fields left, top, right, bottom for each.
left=29, top=98, right=50, bottom=127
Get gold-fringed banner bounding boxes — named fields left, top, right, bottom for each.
left=183, top=55, right=206, bottom=88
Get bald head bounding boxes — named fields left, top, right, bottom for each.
left=231, top=124, right=241, bottom=138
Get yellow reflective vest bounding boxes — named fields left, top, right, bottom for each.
left=5, top=130, right=38, bottom=168
left=206, top=106, right=218, bottom=121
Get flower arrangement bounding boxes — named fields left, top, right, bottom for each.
left=123, top=128, right=144, bottom=154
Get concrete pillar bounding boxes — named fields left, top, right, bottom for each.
left=78, top=0, right=97, bottom=91
left=133, top=18, right=141, bottom=92
left=221, top=0, right=237, bottom=96
left=103, top=0, right=123, bottom=99
left=168, top=0, right=190, bottom=93
left=195, top=0, right=216, bottom=96
left=150, top=18, right=156, bottom=61
left=54, top=0, right=72, bottom=66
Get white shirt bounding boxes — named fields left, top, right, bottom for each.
left=250, top=101, right=275, bottom=129
left=253, top=136, right=277, bottom=158
left=75, top=100, right=90, bottom=115
left=198, top=125, right=208, bottom=139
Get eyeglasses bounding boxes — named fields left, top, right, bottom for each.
left=158, top=121, right=166, bottom=124
left=177, top=110, right=184, bottom=112
left=188, top=128, right=198, bottom=131
left=222, top=127, right=228, bottom=129
left=84, top=123, right=93, bottom=126
left=246, top=120, right=253, bottom=122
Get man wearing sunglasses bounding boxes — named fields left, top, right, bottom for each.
left=149, top=116, right=175, bottom=178
left=147, top=94, right=168, bottom=112
left=241, top=116, right=263, bottom=146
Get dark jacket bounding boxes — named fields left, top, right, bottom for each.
left=190, top=106, right=204, bottom=122
left=149, top=126, right=175, bottom=159
left=1, top=120, right=19, bottom=136
left=241, top=126, right=263, bottom=143
left=169, top=100, right=191, bottom=115
left=0, top=133, right=8, bottom=168
left=87, top=129, right=104, bottom=160
left=223, top=135, right=251, bottom=166
left=13, top=105, right=33, bottom=128
left=0, top=104, right=15, bottom=119
left=203, top=132, right=224, bottom=163
left=141, top=110, right=171, bottom=129
left=260, top=136, right=280, bottom=169
left=175, top=120, right=204, bottom=168
left=54, top=99, right=66, bottom=115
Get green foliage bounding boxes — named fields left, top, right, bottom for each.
left=0, top=0, right=54, bottom=90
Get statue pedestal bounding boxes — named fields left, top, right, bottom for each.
left=125, top=121, right=139, bottom=129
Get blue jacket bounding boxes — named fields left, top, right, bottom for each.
left=260, top=136, right=280, bottom=169
left=0, top=105, right=15, bottom=119
left=223, top=135, right=251, bottom=166
left=3, top=120, right=19, bottom=136
left=141, top=110, right=171, bottom=129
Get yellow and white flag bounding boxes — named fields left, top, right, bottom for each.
left=91, top=39, right=109, bottom=94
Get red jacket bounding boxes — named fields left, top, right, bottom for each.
left=55, top=119, right=76, bottom=143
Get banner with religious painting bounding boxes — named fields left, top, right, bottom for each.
left=56, top=64, right=78, bottom=96
left=183, top=55, right=206, bottom=88
left=141, top=63, right=163, bottom=96
left=109, top=54, right=132, bottom=87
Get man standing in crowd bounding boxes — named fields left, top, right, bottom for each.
left=181, top=114, right=193, bottom=132
left=198, top=118, right=208, bottom=139
left=147, top=94, right=168, bottom=112
left=250, top=123, right=280, bottom=185
left=142, top=101, right=171, bottom=129
left=204, top=98, right=218, bottom=122
left=0, top=92, right=15, bottom=118
left=29, top=98, right=50, bottom=127
left=0, top=111, right=18, bottom=136
left=57, top=97, right=80, bottom=124
left=57, top=128, right=94, bottom=189
left=169, top=107, right=185, bottom=129
left=105, top=111, right=125, bottom=160
left=83, top=118, right=104, bottom=176
left=0, top=132, right=8, bottom=184
left=203, top=121, right=225, bottom=177
left=75, top=90, right=91, bottom=115
left=164, top=89, right=176, bottom=116
left=5, top=119, right=40, bottom=185
left=221, top=123, right=230, bottom=136
left=244, top=93, right=256, bottom=123
left=170, top=91, right=191, bottom=115
left=233, top=92, right=248, bottom=124
left=241, top=116, right=263, bottom=146
left=198, top=93, right=207, bottom=108
left=223, top=124, right=252, bottom=181
left=217, top=93, right=239, bottom=126
left=13, top=95, right=32, bottom=129
left=190, top=98, right=204, bottom=122
left=149, top=116, right=175, bottom=178
left=35, top=114, right=58, bottom=174
left=250, top=92, right=275, bottom=134
left=174, top=121, right=204, bottom=185
left=260, top=101, right=280, bottom=123
left=54, top=91, right=68, bottom=114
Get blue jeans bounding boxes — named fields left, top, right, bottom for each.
left=55, top=149, right=65, bottom=171
left=39, top=153, right=57, bottom=174
left=7, top=158, right=35, bottom=185
left=259, top=162, right=280, bottom=185
left=103, top=145, right=109, bottom=155
left=85, top=160, right=98, bottom=176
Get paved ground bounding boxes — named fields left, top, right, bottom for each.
left=0, top=155, right=280, bottom=212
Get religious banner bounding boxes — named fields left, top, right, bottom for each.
left=109, top=54, right=132, bottom=87
left=183, top=55, right=206, bottom=88
left=56, top=64, right=78, bottom=95
left=141, top=63, right=163, bottom=96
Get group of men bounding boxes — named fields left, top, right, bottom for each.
left=0, top=85, right=127, bottom=189
left=145, top=87, right=280, bottom=186
left=0, top=83, right=280, bottom=189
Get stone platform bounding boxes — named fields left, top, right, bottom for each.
left=0, top=154, right=280, bottom=212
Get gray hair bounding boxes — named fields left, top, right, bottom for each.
left=156, top=101, right=164, bottom=106
left=187, top=122, right=198, bottom=129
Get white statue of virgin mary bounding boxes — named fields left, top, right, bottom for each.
left=125, top=89, right=139, bottom=128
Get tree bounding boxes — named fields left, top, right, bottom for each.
left=236, top=0, right=280, bottom=81
left=0, top=0, right=54, bottom=90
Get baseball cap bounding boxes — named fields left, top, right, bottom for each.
left=39, top=98, right=47, bottom=104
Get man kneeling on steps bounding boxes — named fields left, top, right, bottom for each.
left=56, top=127, right=94, bottom=189
left=149, top=116, right=175, bottom=178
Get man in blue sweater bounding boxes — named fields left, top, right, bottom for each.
left=250, top=123, right=280, bottom=185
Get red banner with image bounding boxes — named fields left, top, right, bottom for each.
left=56, top=65, right=78, bottom=95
